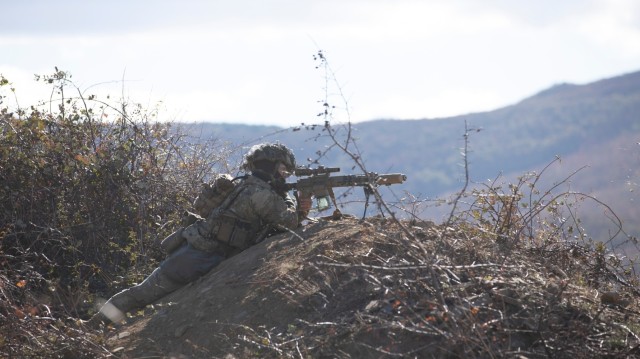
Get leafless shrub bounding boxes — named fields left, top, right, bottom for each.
left=230, top=62, right=640, bottom=356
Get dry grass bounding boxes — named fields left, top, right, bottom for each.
left=104, top=216, right=640, bottom=358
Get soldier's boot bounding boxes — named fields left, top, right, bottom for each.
left=80, top=311, right=112, bottom=330
left=89, top=266, right=182, bottom=326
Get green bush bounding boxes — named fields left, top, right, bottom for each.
left=0, top=70, right=232, bottom=356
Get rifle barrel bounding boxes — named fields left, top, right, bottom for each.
left=376, top=173, right=407, bottom=185
left=284, top=172, right=407, bottom=192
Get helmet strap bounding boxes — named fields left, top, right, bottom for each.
left=252, top=169, right=275, bottom=182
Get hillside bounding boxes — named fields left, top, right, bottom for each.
left=105, top=216, right=640, bottom=358
left=186, top=70, right=640, bottom=192
left=182, top=69, right=640, bottom=241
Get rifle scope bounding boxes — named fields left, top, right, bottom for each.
left=294, top=166, right=341, bottom=177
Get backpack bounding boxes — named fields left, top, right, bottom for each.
left=160, top=174, right=239, bottom=253
left=192, top=173, right=238, bottom=218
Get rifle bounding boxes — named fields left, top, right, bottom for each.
left=285, top=166, right=407, bottom=218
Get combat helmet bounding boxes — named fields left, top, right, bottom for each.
left=242, top=143, right=296, bottom=172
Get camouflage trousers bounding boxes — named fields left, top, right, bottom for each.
left=97, top=243, right=225, bottom=324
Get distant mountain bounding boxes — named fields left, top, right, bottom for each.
left=179, top=69, right=640, bottom=242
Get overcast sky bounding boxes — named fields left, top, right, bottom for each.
left=1, top=0, right=639, bottom=127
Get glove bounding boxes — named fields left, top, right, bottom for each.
left=296, top=193, right=312, bottom=218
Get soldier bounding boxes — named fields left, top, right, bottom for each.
left=84, top=143, right=311, bottom=328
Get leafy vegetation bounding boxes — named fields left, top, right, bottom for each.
left=0, top=71, right=233, bottom=357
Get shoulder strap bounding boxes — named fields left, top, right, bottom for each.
left=208, top=177, right=249, bottom=219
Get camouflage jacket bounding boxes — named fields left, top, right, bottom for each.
left=182, top=175, right=299, bottom=254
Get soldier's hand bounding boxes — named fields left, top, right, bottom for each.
left=297, top=195, right=312, bottom=216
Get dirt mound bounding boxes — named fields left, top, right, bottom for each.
left=108, top=217, right=640, bottom=358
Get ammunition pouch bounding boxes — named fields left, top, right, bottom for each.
left=182, top=219, right=222, bottom=254
left=180, top=210, right=203, bottom=227
left=160, top=228, right=187, bottom=254
left=181, top=213, right=258, bottom=254
left=215, top=214, right=257, bottom=251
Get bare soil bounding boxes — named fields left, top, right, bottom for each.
left=106, top=216, right=640, bottom=358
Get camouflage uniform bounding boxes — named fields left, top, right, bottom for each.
left=181, top=175, right=298, bottom=253
left=87, top=143, right=301, bottom=327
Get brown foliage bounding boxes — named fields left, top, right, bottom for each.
left=0, top=72, right=232, bottom=357
left=110, top=216, right=640, bottom=358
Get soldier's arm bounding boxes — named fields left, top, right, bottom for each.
left=252, top=190, right=300, bottom=230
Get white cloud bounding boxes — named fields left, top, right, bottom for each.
left=1, top=0, right=639, bottom=127
left=573, top=0, right=640, bottom=58
left=353, top=86, right=508, bottom=122
left=0, top=66, right=50, bottom=109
